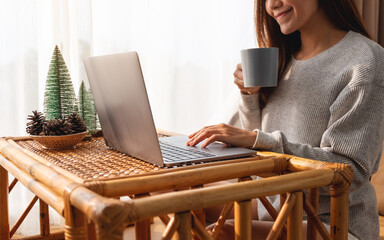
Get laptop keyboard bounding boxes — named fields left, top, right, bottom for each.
left=159, top=141, right=215, bottom=163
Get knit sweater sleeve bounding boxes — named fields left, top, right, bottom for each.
left=238, top=93, right=262, bottom=131
left=253, top=67, right=384, bottom=190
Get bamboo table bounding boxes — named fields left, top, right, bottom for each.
left=0, top=132, right=353, bottom=240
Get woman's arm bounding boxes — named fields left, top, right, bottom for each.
left=233, top=63, right=262, bottom=131
left=188, top=82, right=384, bottom=191
left=254, top=82, right=384, bottom=190
left=239, top=94, right=262, bottom=131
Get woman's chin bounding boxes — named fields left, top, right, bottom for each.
left=279, top=26, right=297, bottom=35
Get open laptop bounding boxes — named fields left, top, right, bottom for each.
left=84, top=52, right=256, bottom=167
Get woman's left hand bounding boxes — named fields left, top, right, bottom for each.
left=186, top=123, right=257, bottom=148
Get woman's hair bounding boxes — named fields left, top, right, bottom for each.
left=254, top=0, right=370, bottom=108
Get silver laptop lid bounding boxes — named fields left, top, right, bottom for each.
left=84, top=52, right=164, bottom=166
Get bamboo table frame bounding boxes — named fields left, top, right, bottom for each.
left=0, top=134, right=353, bottom=240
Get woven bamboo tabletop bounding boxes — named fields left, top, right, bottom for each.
left=11, top=133, right=264, bottom=184
left=16, top=137, right=163, bottom=181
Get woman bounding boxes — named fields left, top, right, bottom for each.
left=187, top=0, right=384, bottom=239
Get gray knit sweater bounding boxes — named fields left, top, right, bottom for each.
left=239, top=31, right=384, bottom=240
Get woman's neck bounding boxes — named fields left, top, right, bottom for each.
left=294, top=11, right=348, bottom=60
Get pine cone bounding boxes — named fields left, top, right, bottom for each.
left=42, top=118, right=72, bottom=136
left=66, top=113, right=87, bottom=134
left=26, top=111, right=45, bottom=135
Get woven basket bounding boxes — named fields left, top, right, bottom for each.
left=30, top=131, right=88, bottom=150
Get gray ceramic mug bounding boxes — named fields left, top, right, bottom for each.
left=240, top=47, right=279, bottom=87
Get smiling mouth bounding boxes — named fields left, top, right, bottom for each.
left=275, top=8, right=293, bottom=20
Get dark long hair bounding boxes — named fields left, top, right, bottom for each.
left=255, top=0, right=370, bottom=108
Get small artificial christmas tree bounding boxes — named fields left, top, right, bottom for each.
left=88, top=88, right=101, bottom=130
left=43, top=45, right=78, bottom=120
left=77, top=81, right=99, bottom=133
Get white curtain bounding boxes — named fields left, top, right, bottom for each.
left=1, top=0, right=255, bottom=235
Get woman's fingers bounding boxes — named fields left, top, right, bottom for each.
left=187, top=129, right=207, bottom=146
left=233, top=63, right=261, bottom=95
left=235, top=63, right=242, bottom=72
left=187, top=123, right=258, bottom=149
left=188, top=130, right=200, bottom=139
left=187, top=124, right=232, bottom=147
left=233, top=63, right=243, bottom=80
left=201, top=134, right=222, bottom=148
left=233, top=69, right=243, bottom=80
left=234, top=77, right=262, bottom=95
left=234, top=77, right=245, bottom=89
left=187, top=128, right=218, bottom=147
left=188, top=125, right=216, bottom=139
left=187, top=125, right=225, bottom=147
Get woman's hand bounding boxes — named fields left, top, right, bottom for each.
left=186, top=123, right=258, bottom=148
left=234, top=63, right=261, bottom=95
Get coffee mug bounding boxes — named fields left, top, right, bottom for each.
left=240, top=47, right=279, bottom=87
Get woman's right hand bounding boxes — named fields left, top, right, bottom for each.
left=233, top=63, right=261, bottom=95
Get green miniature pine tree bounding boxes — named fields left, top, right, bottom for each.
left=77, top=81, right=96, bottom=132
left=43, top=45, right=77, bottom=120
left=88, top=88, right=101, bottom=130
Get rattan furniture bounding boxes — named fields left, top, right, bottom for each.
left=0, top=132, right=353, bottom=240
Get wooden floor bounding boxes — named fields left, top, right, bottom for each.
left=11, top=215, right=384, bottom=239
left=12, top=227, right=64, bottom=239
left=124, top=216, right=384, bottom=240
left=12, top=219, right=165, bottom=240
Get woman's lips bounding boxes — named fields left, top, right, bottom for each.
left=275, top=8, right=293, bottom=21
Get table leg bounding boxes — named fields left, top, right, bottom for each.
left=307, top=188, right=319, bottom=240
left=135, top=193, right=151, bottom=240
left=330, top=189, right=349, bottom=240
left=287, top=191, right=303, bottom=240
left=174, top=211, right=192, bottom=240
left=135, top=218, right=151, bottom=240
left=87, top=220, right=97, bottom=240
left=0, top=165, right=10, bottom=240
left=39, top=199, right=50, bottom=236
left=234, top=199, right=252, bottom=240
left=191, top=185, right=205, bottom=240
left=64, top=202, right=87, bottom=239
left=280, top=193, right=288, bottom=240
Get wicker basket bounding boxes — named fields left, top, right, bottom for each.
left=30, top=131, right=88, bottom=150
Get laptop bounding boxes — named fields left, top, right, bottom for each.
left=84, top=52, right=256, bottom=167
